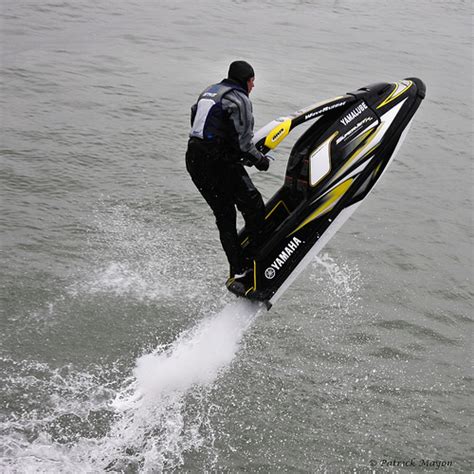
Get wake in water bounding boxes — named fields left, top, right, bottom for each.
left=1, top=299, right=262, bottom=472
left=97, top=255, right=361, bottom=470
left=2, top=199, right=361, bottom=472
left=68, top=201, right=262, bottom=470
left=103, top=299, right=262, bottom=471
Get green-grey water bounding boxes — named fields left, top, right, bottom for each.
left=1, top=0, right=472, bottom=471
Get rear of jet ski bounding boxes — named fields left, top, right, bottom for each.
left=227, top=78, right=426, bottom=308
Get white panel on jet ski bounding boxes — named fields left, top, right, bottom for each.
left=309, top=134, right=334, bottom=186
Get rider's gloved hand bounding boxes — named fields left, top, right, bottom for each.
left=255, top=155, right=270, bottom=171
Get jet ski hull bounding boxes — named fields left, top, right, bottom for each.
left=227, top=78, right=426, bottom=309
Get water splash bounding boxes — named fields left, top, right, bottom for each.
left=117, top=299, right=260, bottom=405
left=311, top=253, right=362, bottom=314
left=1, top=197, right=264, bottom=471
left=70, top=261, right=173, bottom=301
left=105, top=298, right=261, bottom=471
left=70, top=201, right=222, bottom=304
left=1, top=299, right=262, bottom=472
left=0, top=359, right=117, bottom=473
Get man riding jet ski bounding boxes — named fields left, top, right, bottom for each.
left=186, top=60, right=272, bottom=285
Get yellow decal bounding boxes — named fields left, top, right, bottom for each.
left=245, top=260, right=257, bottom=294
left=264, top=119, right=292, bottom=149
left=265, top=200, right=290, bottom=219
left=289, top=179, right=354, bottom=235
left=329, top=128, right=377, bottom=184
left=376, top=80, right=413, bottom=109
left=240, top=201, right=290, bottom=247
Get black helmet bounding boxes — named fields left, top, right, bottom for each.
left=227, top=60, right=255, bottom=89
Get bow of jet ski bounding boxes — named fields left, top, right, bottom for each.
left=227, top=78, right=426, bottom=309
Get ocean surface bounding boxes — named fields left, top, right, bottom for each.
left=1, top=0, right=472, bottom=471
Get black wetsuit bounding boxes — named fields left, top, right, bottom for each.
left=185, top=79, right=266, bottom=274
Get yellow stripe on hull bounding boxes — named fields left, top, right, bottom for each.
left=265, top=200, right=290, bottom=219
left=289, top=178, right=354, bottom=236
left=245, top=260, right=258, bottom=294
left=329, top=127, right=379, bottom=186
left=376, top=80, right=413, bottom=110
left=240, top=200, right=290, bottom=247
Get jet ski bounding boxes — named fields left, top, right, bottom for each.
left=226, top=78, right=426, bottom=309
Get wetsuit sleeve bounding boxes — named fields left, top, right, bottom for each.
left=190, top=103, right=197, bottom=126
left=222, top=91, right=265, bottom=164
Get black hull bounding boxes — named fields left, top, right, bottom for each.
left=227, top=78, right=426, bottom=308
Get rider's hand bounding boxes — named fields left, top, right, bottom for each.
left=255, top=155, right=270, bottom=171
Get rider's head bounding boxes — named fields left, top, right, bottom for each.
left=228, top=60, right=255, bottom=94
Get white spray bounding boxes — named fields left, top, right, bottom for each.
left=101, top=298, right=263, bottom=471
